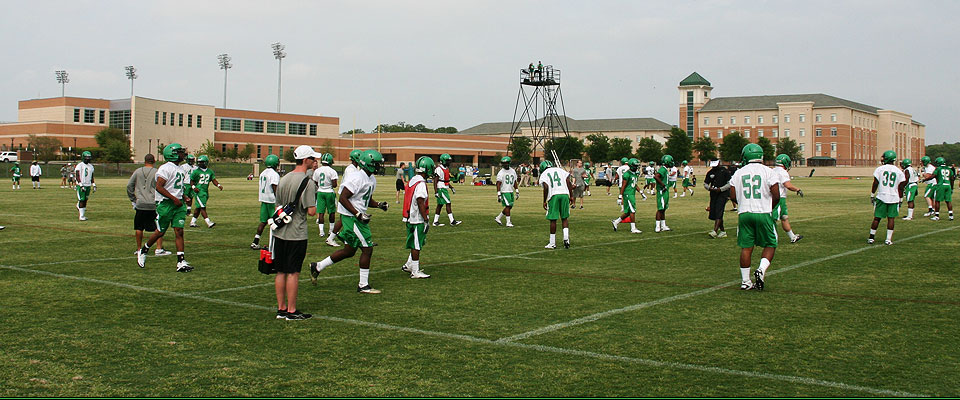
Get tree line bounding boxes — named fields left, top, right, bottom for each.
left=343, top=121, right=458, bottom=135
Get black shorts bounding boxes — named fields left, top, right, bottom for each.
left=272, top=237, right=307, bottom=274
left=596, top=179, right=613, bottom=187
left=31, top=176, right=40, bottom=182
left=396, top=178, right=404, bottom=191
left=709, top=192, right=728, bottom=221
left=134, top=209, right=157, bottom=231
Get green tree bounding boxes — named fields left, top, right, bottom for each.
left=607, top=137, right=633, bottom=161
left=224, top=147, right=239, bottom=161
left=635, top=137, right=663, bottom=163
left=544, top=136, right=585, bottom=164
left=321, top=139, right=335, bottom=157
left=776, top=137, right=803, bottom=163
left=692, top=136, right=718, bottom=163
left=925, top=142, right=960, bottom=165
left=103, top=140, right=132, bottom=173
left=718, top=131, right=749, bottom=162
left=197, top=139, right=221, bottom=159
left=283, top=148, right=296, bottom=163
left=756, top=136, right=776, bottom=161
left=342, top=128, right=365, bottom=135
left=664, top=128, right=693, bottom=164
left=94, top=127, right=126, bottom=148
left=508, top=136, right=532, bottom=165
left=238, top=143, right=255, bottom=162
left=26, top=135, right=62, bottom=164
left=584, top=134, right=611, bottom=163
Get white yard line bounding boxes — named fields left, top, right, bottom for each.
left=18, top=248, right=236, bottom=268
left=472, top=253, right=545, bottom=260
left=0, top=262, right=926, bottom=397
left=496, top=225, right=959, bottom=344
left=191, top=269, right=392, bottom=294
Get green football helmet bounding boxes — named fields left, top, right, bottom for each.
left=935, top=156, right=946, bottom=166
left=661, top=154, right=675, bottom=167
left=321, top=153, right=334, bottom=166
left=882, top=150, right=897, bottom=164
left=628, top=158, right=640, bottom=171
left=539, top=160, right=553, bottom=172
left=416, top=156, right=435, bottom=174
left=264, top=154, right=280, bottom=168
left=186, top=154, right=196, bottom=165
left=81, top=151, right=93, bottom=163
left=162, top=143, right=184, bottom=163
left=620, top=157, right=629, bottom=165
left=682, top=160, right=688, bottom=165
left=197, top=155, right=209, bottom=169
left=741, top=143, right=763, bottom=163
left=439, top=153, right=452, bottom=166
left=921, top=156, right=931, bottom=165
left=775, top=154, right=791, bottom=169
left=349, top=149, right=362, bottom=164
left=901, top=158, right=912, bottom=168
left=359, top=150, right=383, bottom=173
left=584, top=161, right=590, bottom=168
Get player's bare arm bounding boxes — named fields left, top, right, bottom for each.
left=212, top=178, right=223, bottom=191
left=770, top=183, right=781, bottom=209
left=339, top=188, right=360, bottom=216
left=541, top=181, right=549, bottom=210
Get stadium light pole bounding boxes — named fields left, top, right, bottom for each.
left=55, top=70, right=69, bottom=97
left=125, top=66, right=138, bottom=97
left=271, top=42, right=286, bottom=113
left=217, top=53, right=232, bottom=108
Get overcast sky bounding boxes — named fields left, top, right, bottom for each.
left=1, top=0, right=957, bottom=143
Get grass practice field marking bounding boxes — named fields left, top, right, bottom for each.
left=0, top=262, right=926, bottom=398
left=472, top=253, right=546, bottom=261
left=17, top=248, right=237, bottom=268
left=190, top=269, right=393, bottom=295
left=495, top=225, right=959, bottom=344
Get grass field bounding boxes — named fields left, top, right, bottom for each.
left=1, top=173, right=957, bottom=397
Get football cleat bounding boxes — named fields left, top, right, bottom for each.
left=309, top=262, right=321, bottom=285
left=276, top=309, right=288, bottom=319
left=790, top=235, right=804, bottom=243
left=410, top=271, right=431, bottom=279
left=207, top=222, right=216, bottom=228
left=563, top=239, right=570, bottom=249
left=154, top=249, right=172, bottom=256
left=250, top=242, right=260, bottom=250
left=901, top=217, right=912, bottom=221
left=401, top=262, right=411, bottom=273
left=931, top=216, right=940, bottom=221
left=176, top=262, right=193, bottom=273
left=79, top=216, right=88, bottom=221
left=716, top=231, right=728, bottom=238
left=655, top=227, right=661, bottom=233
left=357, top=285, right=381, bottom=294
left=432, top=222, right=445, bottom=227
left=951, top=216, right=955, bottom=221
left=136, top=249, right=147, bottom=268
left=451, top=220, right=463, bottom=226
left=189, top=222, right=199, bottom=228
left=284, top=310, right=313, bottom=320
left=495, top=218, right=503, bottom=226
left=754, top=269, right=765, bottom=291
left=867, top=238, right=875, bottom=244
left=544, top=243, right=556, bottom=249
left=325, top=237, right=340, bottom=247
left=884, top=240, right=893, bottom=246
left=708, top=231, right=718, bottom=238
left=611, top=220, right=619, bottom=231
left=740, top=282, right=754, bottom=291
left=661, top=226, right=672, bottom=232
left=923, top=211, right=932, bottom=217
left=505, top=223, right=515, bottom=227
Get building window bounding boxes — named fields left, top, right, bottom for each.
left=831, top=128, right=837, bottom=137
left=267, top=121, right=286, bottom=134
left=221, top=143, right=227, bottom=153
left=197, top=115, right=202, bottom=128
left=784, top=114, right=790, bottom=123
left=289, top=123, right=307, bottom=135
left=82, top=109, right=95, bottom=123
left=703, top=130, right=709, bottom=138
left=816, top=114, right=822, bottom=122
left=831, top=113, right=837, bottom=122
left=772, top=129, right=778, bottom=137
left=109, top=110, right=131, bottom=134
left=178, top=114, right=183, bottom=127
left=716, top=117, right=722, bottom=125
left=686, top=91, right=694, bottom=136
left=154, top=111, right=159, bottom=124
left=773, top=115, right=778, bottom=124
left=188, top=115, right=193, bottom=128
left=799, top=114, right=805, bottom=123
left=717, top=129, right=723, bottom=136
left=257, top=145, right=262, bottom=159
left=74, top=108, right=81, bottom=123
left=799, top=129, right=805, bottom=137
left=784, top=129, right=790, bottom=137
left=234, top=143, right=239, bottom=152
left=730, top=117, right=735, bottom=125
left=816, top=143, right=822, bottom=154
left=758, top=116, right=764, bottom=124
left=162, top=112, right=167, bottom=125
left=244, top=120, right=264, bottom=133
left=816, top=128, right=822, bottom=137
left=279, top=146, right=284, bottom=157
left=268, top=145, right=273, bottom=155
left=831, top=143, right=837, bottom=152
left=758, top=129, right=764, bottom=137
left=309, top=124, right=317, bottom=136
left=703, top=117, right=709, bottom=125
left=800, top=143, right=805, bottom=153
left=744, top=129, right=751, bottom=138
left=98, top=110, right=105, bottom=124
left=220, top=118, right=242, bottom=131
left=744, top=116, right=750, bottom=124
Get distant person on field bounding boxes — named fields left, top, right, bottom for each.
left=900, top=158, right=919, bottom=220
left=927, top=157, right=955, bottom=221
left=539, top=160, right=573, bottom=249
left=731, top=144, right=781, bottom=291
left=869, top=151, right=906, bottom=245
left=127, top=154, right=171, bottom=257
left=272, top=146, right=320, bottom=320
left=395, top=162, right=408, bottom=204
left=29, top=161, right=41, bottom=189
left=251, top=154, right=280, bottom=250
left=570, top=160, right=587, bottom=209
left=313, top=153, right=339, bottom=240
left=10, top=161, right=21, bottom=190
left=653, top=156, right=673, bottom=232
left=60, top=163, right=69, bottom=188
left=189, top=155, right=223, bottom=228
left=495, top=156, right=518, bottom=227
left=432, top=153, right=461, bottom=226
left=400, top=156, right=434, bottom=279
left=74, top=151, right=96, bottom=221
left=771, top=155, right=804, bottom=243
left=612, top=158, right=643, bottom=234
left=136, top=143, right=191, bottom=272
left=703, top=159, right=731, bottom=238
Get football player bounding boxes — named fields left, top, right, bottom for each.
left=653, top=155, right=673, bottom=232
left=432, top=153, right=462, bottom=226
left=10, top=161, right=21, bottom=189
left=313, top=153, right=339, bottom=238
left=251, top=154, right=281, bottom=250
left=900, top=158, right=919, bottom=220
left=731, top=144, right=780, bottom=291
left=400, top=156, right=434, bottom=279
left=772, top=154, right=804, bottom=243
left=930, top=157, right=955, bottom=221
left=310, top=150, right=390, bottom=294
left=325, top=149, right=362, bottom=247
left=188, top=155, right=222, bottom=228
left=182, top=154, right=198, bottom=213
left=615, top=157, right=630, bottom=189
left=137, top=143, right=192, bottom=272
left=539, top=160, right=573, bottom=249
left=74, top=151, right=96, bottom=221
left=495, top=156, right=518, bottom=227
left=921, top=156, right=936, bottom=216
left=583, top=161, right=593, bottom=196
left=681, top=160, right=695, bottom=197
left=669, top=162, right=679, bottom=198
left=612, top=158, right=643, bottom=234
left=644, top=161, right=656, bottom=194
left=869, top=150, right=906, bottom=244
left=29, top=161, right=41, bottom=189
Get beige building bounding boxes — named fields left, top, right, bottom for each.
left=679, top=72, right=925, bottom=165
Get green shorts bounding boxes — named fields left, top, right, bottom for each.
left=338, top=215, right=373, bottom=248
left=584, top=178, right=591, bottom=185
left=656, top=189, right=669, bottom=211
left=436, top=188, right=452, bottom=206
left=500, top=192, right=515, bottom=207
left=76, top=185, right=92, bottom=202
left=772, top=198, right=788, bottom=220
left=924, top=185, right=936, bottom=199
left=317, top=191, right=336, bottom=214
left=622, top=194, right=636, bottom=214
left=737, top=212, right=778, bottom=249
left=260, top=202, right=275, bottom=223
left=683, top=178, right=692, bottom=187
left=156, top=199, right=187, bottom=233
left=12, top=176, right=20, bottom=183
left=646, top=178, right=655, bottom=185
left=405, top=222, right=427, bottom=251
left=905, top=184, right=918, bottom=202
left=546, top=194, right=570, bottom=220
left=184, top=188, right=194, bottom=199
left=668, top=180, right=676, bottom=188
left=193, top=191, right=209, bottom=208
left=874, top=201, right=900, bottom=219
left=935, top=186, right=953, bottom=202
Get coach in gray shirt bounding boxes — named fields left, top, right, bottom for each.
left=126, top=154, right=170, bottom=256
left=272, top=145, right=319, bottom=320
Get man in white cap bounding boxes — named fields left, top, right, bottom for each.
left=271, top=145, right=319, bottom=320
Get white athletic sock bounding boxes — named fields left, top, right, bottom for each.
left=254, top=234, right=260, bottom=239
left=506, top=216, right=512, bottom=224
left=907, top=208, right=914, bottom=218
left=656, top=220, right=662, bottom=230
left=205, top=218, right=212, bottom=224
left=448, top=213, right=455, bottom=223
left=496, top=212, right=504, bottom=220
left=786, top=230, right=797, bottom=241
left=869, top=229, right=877, bottom=238
left=407, top=254, right=413, bottom=264
left=79, top=208, right=86, bottom=218
left=950, top=211, right=954, bottom=217
left=613, top=217, right=622, bottom=224
left=758, top=258, right=770, bottom=274
left=740, top=267, right=751, bottom=284
left=329, top=222, right=335, bottom=232
left=410, top=260, right=420, bottom=273
left=630, top=222, right=636, bottom=231
left=318, top=223, right=324, bottom=235
left=359, top=268, right=370, bottom=287
left=562, top=227, right=569, bottom=241
left=886, top=229, right=894, bottom=242
left=433, top=214, right=440, bottom=224
left=317, top=256, right=335, bottom=271
left=549, top=233, right=556, bottom=245
left=191, top=217, right=197, bottom=224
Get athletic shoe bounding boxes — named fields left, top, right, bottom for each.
left=544, top=243, right=556, bottom=249
left=325, top=237, right=340, bottom=247
left=923, top=211, right=932, bottom=217
left=673, top=194, right=677, bottom=198
left=505, top=223, right=515, bottom=227
left=401, top=262, right=411, bottom=273
left=563, top=239, right=570, bottom=249
left=357, top=285, right=381, bottom=294
left=579, top=205, right=583, bottom=209
left=901, top=217, right=912, bottom=221
left=432, top=222, right=445, bottom=227
left=207, top=222, right=216, bottom=228
left=951, top=216, right=955, bottom=221
left=310, top=262, right=321, bottom=285
left=630, top=229, right=643, bottom=234
left=250, top=242, right=260, bottom=250
left=276, top=309, right=288, bottom=319
left=740, top=282, right=754, bottom=290
left=655, top=227, right=661, bottom=233
left=790, top=235, right=804, bottom=244
left=641, top=194, right=647, bottom=200
left=410, top=271, right=431, bottom=279
left=0, top=226, right=4, bottom=231
left=680, top=193, right=685, bottom=197
left=867, top=238, right=875, bottom=244
left=176, top=261, right=193, bottom=273
left=451, top=220, right=463, bottom=226
left=708, top=231, right=718, bottom=238
left=189, top=222, right=199, bottom=227
left=661, top=226, right=672, bottom=232
left=754, top=269, right=765, bottom=291
left=931, top=216, right=940, bottom=221
left=884, top=240, right=894, bottom=245
left=611, top=220, right=619, bottom=232
left=136, top=249, right=147, bottom=268
left=284, top=310, right=313, bottom=320
left=495, top=218, right=503, bottom=226
left=154, top=249, right=172, bottom=256
left=716, top=231, right=727, bottom=238
left=79, top=216, right=88, bottom=221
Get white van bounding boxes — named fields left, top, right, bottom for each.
left=0, top=152, right=17, bottom=162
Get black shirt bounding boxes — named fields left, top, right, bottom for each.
left=704, top=166, right=732, bottom=191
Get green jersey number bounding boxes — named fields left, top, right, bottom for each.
left=361, top=187, right=372, bottom=203
left=504, top=174, right=515, bottom=185
left=260, top=176, right=268, bottom=193
left=740, top=174, right=762, bottom=199
left=173, top=173, right=183, bottom=190
left=880, top=171, right=897, bottom=187
left=546, top=171, right=562, bottom=188
left=317, top=173, right=326, bottom=185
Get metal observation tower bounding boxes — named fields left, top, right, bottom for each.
left=509, top=64, right=570, bottom=160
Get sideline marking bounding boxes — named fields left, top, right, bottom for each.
left=0, top=263, right=925, bottom=398
left=18, top=248, right=236, bottom=268
left=191, top=269, right=392, bottom=295
left=495, top=225, right=959, bottom=344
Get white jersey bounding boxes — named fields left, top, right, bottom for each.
left=731, top=162, right=780, bottom=214
left=873, top=164, right=905, bottom=204
left=905, top=166, right=919, bottom=185
left=338, top=164, right=359, bottom=195
left=434, top=166, right=451, bottom=189
left=74, top=162, right=95, bottom=186
left=30, top=165, right=41, bottom=177
left=312, top=165, right=338, bottom=193
left=258, top=168, right=280, bottom=203
left=669, top=166, right=678, bottom=182
left=155, top=162, right=186, bottom=202
left=645, top=166, right=655, bottom=179
left=683, top=165, right=694, bottom=178
left=538, top=167, right=571, bottom=199
left=617, top=165, right=629, bottom=181
left=923, top=164, right=936, bottom=183
left=405, top=175, right=429, bottom=224
left=773, top=166, right=791, bottom=197
left=337, top=170, right=376, bottom=216
left=496, top=168, right=518, bottom=193
left=182, top=164, right=197, bottom=184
